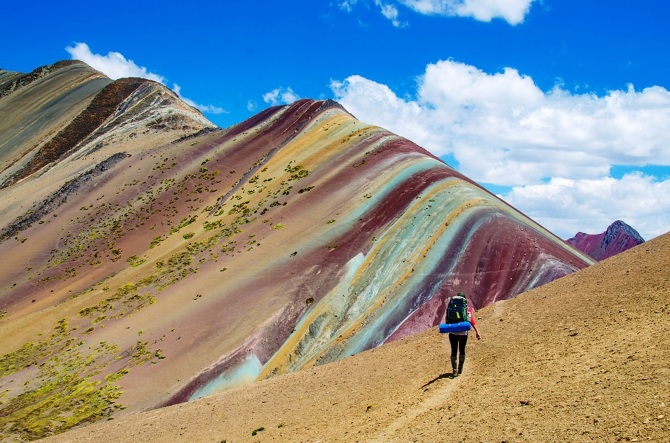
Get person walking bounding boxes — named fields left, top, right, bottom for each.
left=447, top=292, right=481, bottom=377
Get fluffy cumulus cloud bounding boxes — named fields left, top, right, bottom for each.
left=400, top=0, right=535, bottom=24
left=339, top=0, right=534, bottom=26
left=503, top=174, right=670, bottom=242
left=65, top=43, right=225, bottom=115
left=66, top=43, right=165, bottom=83
left=330, top=59, right=670, bottom=240
left=262, top=87, right=300, bottom=106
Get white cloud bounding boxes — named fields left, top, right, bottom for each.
left=172, top=84, right=226, bottom=115
left=330, top=75, right=428, bottom=145
left=501, top=173, right=670, bottom=240
left=263, top=87, right=300, bottom=106
left=338, top=0, right=360, bottom=12
left=330, top=59, right=670, bottom=240
left=66, top=42, right=226, bottom=116
left=339, top=0, right=534, bottom=26
left=376, top=0, right=406, bottom=27
left=400, top=0, right=535, bottom=24
left=65, top=42, right=165, bottom=83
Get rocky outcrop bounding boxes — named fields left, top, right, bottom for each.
left=567, top=220, right=645, bottom=260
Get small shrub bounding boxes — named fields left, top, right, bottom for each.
left=126, top=256, right=146, bottom=267
left=251, top=427, right=265, bottom=436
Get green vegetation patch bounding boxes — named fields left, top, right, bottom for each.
left=126, top=255, right=146, bottom=267
left=0, top=312, right=168, bottom=440
left=78, top=283, right=155, bottom=320
left=0, top=320, right=127, bottom=440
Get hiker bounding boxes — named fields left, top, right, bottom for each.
left=446, top=292, right=481, bottom=377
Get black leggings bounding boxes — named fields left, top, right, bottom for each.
left=449, top=333, right=468, bottom=358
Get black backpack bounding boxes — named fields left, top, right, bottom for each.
left=446, top=295, right=469, bottom=323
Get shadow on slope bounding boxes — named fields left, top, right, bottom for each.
left=40, top=231, right=669, bottom=442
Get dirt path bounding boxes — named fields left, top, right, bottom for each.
left=370, top=374, right=462, bottom=442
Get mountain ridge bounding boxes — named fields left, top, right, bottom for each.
left=567, top=219, right=645, bottom=260
left=0, top=60, right=594, bottom=440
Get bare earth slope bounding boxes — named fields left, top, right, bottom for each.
left=41, top=231, right=669, bottom=442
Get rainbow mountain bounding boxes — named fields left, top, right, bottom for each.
left=0, top=60, right=592, bottom=439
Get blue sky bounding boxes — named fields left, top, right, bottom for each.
left=2, top=0, right=669, bottom=240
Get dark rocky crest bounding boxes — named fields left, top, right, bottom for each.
left=567, top=220, right=645, bottom=261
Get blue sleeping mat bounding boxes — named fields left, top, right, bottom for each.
left=439, top=321, right=472, bottom=333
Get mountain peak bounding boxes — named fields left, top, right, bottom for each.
left=606, top=219, right=645, bottom=244
left=0, top=61, right=215, bottom=190
left=567, top=220, right=645, bottom=260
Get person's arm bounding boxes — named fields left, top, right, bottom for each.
left=472, top=322, right=481, bottom=340
left=468, top=306, right=481, bottom=340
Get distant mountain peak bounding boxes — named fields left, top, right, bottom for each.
left=567, top=220, right=644, bottom=261
left=605, top=220, right=644, bottom=244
